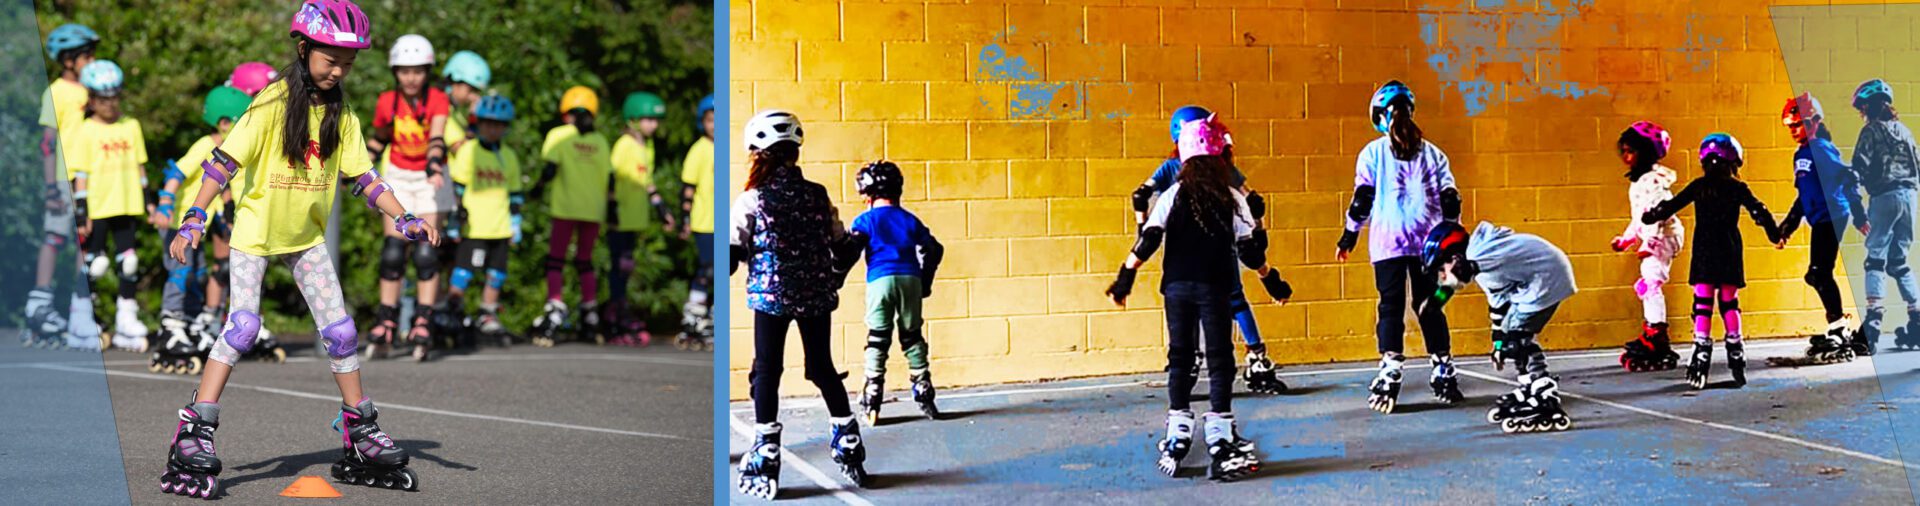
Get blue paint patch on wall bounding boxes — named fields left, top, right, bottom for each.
left=974, top=28, right=1126, bottom=120
left=1678, top=13, right=1731, bottom=74
left=1418, top=0, right=1608, bottom=116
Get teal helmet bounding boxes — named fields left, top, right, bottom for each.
left=442, top=50, right=490, bottom=89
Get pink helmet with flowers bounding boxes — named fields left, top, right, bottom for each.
left=1176, top=115, right=1231, bottom=162
left=289, top=0, right=371, bottom=49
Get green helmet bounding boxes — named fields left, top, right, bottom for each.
left=203, top=86, right=252, bottom=128
left=623, top=92, right=666, bottom=120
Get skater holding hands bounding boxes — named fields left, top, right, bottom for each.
left=1776, top=94, right=1871, bottom=358
left=1610, top=121, right=1685, bottom=372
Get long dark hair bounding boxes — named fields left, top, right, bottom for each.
left=745, top=143, right=800, bottom=191
left=1389, top=103, right=1424, bottom=162
left=1866, top=102, right=1900, bottom=122
left=280, top=38, right=347, bottom=167
left=1175, top=155, right=1238, bottom=237
left=567, top=109, right=596, bottom=134
left=1702, top=157, right=1741, bottom=179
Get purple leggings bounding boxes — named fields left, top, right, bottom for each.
left=546, top=219, right=600, bottom=301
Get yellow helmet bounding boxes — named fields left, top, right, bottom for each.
left=560, top=86, right=599, bottom=116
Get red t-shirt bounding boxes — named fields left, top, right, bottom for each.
left=373, top=87, right=450, bottom=171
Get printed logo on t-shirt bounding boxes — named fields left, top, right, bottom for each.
left=1796, top=158, right=1813, bottom=174
left=571, top=141, right=599, bottom=156
left=272, top=139, right=334, bottom=192
left=99, top=139, right=132, bottom=154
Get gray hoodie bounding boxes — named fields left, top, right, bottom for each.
left=1466, top=222, right=1577, bottom=314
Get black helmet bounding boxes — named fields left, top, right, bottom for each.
left=856, top=160, right=904, bottom=200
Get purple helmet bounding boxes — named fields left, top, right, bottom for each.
left=290, top=0, right=371, bottom=50
left=1698, top=133, right=1744, bottom=166
left=1622, top=121, right=1671, bottom=160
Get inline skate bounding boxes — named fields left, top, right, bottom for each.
left=737, top=422, right=782, bottom=499
left=1242, top=348, right=1286, bottom=394
left=476, top=303, right=510, bottom=348
left=159, top=401, right=222, bottom=499
left=1429, top=354, right=1464, bottom=404
left=1367, top=354, right=1404, bottom=414
left=1687, top=339, right=1713, bottom=390
left=1619, top=322, right=1680, bottom=371
left=676, top=299, right=713, bottom=351
left=576, top=301, right=602, bottom=346
left=150, top=312, right=202, bottom=375
left=22, top=288, right=70, bottom=349
left=365, top=305, right=400, bottom=360
left=1727, top=338, right=1747, bottom=388
left=1493, top=376, right=1572, bottom=433
left=910, top=371, right=939, bottom=420
left=433, top=298, right=467, bottom=351
left=1894, top=311, right=1920, bottom=351
left=531, top=300, right=568, bottom=348
left=606, top=300, right=650, bottom=347
left=1155, top=410, right=1194, bottom=477
left=1806, top=319, right=1855, bottom=364
left=329, top=399, right=418, bottom=491
left=407, top=310, right=433, bottom=362
left=1203, top=412, right=1258, bottom=481
left=829, top=417, right=870, bottom=487
left=861, top=375, right=885, bottom=426
left=113, top=297, right=151, bottom=351
left=68, top=293, right=102, bottom=351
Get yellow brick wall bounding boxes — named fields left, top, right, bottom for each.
left=727, top=0, right=1900, bottom=399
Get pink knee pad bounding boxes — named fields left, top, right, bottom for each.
left=1634, top=278, right=1664, bottom=298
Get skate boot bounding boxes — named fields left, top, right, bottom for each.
left=1367, top=354, right=1404, bottom=414
left=531, top=300, right=568, bottom=348
left=1202, top=412, right=1259, bottom=482
left=365, top=305, right=400, bottom=360
left=1429, top=354, right=1464, bottom=404
left=861, top=375, right=885, bottom=426
left=160, top=402, right=222, bottom=499
left=607, top=300, right=650, bottom=347
left=1897, top=311, right=1920, bottom=352
left=151, top=312, right=202, bottom=375
left=1849, top=314, right=1876, bottom=357
left=1687, top=339, right=1713, bottom=390
left=1497, top=376, right=1573, bottom=434
left=23, top=288, right=70, bottom=349
left=910, top=371, right=940, bottom=420
left=1863, top=307, right=1891, bottom=351
left=828, top=417, right=870, bottom=487
left=330, top=398, right=418, bottom=491
left=1806, top=320, right=1854, bottom=364
left=68, top=294, right=101, bottom=351
left=115, top=297, right=150, bottom=350
left=1726, top=338, right=1747, bottom=388
left=676, top=300, right=705, bottom=350
left=477, top=303, right=510, bottom=348
left=1620, top=322, right=1681, bottom=372
left=408, top=311, right=433, bottom=362
left=1242, top=348, right=1287, bottom=394
left=433, top=298, right=466, bottom=351
left=578, top=301, right=602, bottom=346
left=1155, top=410, right=1195, bottom=477
left=1487, top=374, right=1531, bottom=424
left=737, top=422, right=782, bottom=500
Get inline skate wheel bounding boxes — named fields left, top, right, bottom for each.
left=271, top=347, right=287, bottom=363
left=185, top=357, right=204, bottom=376
left=149, top=361, right=163, bottom=373
left=1368, top=395, right=1395, bottom=414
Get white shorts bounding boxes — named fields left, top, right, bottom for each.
left=384, top=163, right=455, bottom=215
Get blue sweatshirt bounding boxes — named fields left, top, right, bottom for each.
left=852, top=205, right=943, bottom=283
left=1786, top=137, right=1866, bottom=232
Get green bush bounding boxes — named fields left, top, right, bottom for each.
left=31, top=0, right=713, bottom=336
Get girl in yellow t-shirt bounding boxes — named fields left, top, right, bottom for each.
left=70, top=59, right=152, bottom=352
left=161, top=2, right=435, bottom=497
left=526, top=86, right=615, bottom=346
left=677, top=94, right=716, bottom=350
left=603, top=91, right=677, bottom=346
left=447, top=95, right=523, bottom=347
left=28, top=23, right=102, bottom=350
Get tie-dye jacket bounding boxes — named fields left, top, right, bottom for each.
left=1345, top=136, right=1457, bottom=262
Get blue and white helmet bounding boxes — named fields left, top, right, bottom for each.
left=1370, top=80, right=1415, bottom=135
left=45, top=23, right=98, bottom=60
left=1855, top=79, right=1894, bottom=110
left=80, top=60, right=124, bottom=97
left=474, top=94, right=515, bottom=122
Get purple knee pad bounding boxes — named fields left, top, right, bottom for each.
left=321, top=317, right=359, bottom=359
left=222, top=311, right=262, bottom=354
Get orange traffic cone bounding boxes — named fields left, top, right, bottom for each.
left=280, top=475, right=343, bottom=498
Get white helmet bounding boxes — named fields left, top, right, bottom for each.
left=745, top=110, right=804, bottom=151
left=388, top=34, right=435, bottom=68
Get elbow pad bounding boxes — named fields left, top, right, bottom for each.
left=201, top=148, right=239, bottom=189
left=352, top=168, right=391, bottom=210
left=1347, top=185, right=1376, bottom=224
left=1236, top=229, right=1269, bottom=270
left=919, top=238, right=945, bottom=281
left=1245, top=191, right=1266, bottom=220
left=1130, top=183, right=1156, bottom=213
left=1131, top=226, right=1165, bottom=262
left=1439, top=187, right=1461, bottom=220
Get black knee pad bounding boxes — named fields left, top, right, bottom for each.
left=899, top=329, right=925, bottom=350
left=379, top=237, right=408, bottom=281
left=866, top=328, right=893, bottom=351
left=1866, top=257, right=1888, bottom=274
left=1692, top=295, right=1714, bottom=318
left=206, top=260, right=227, bottom=287
left=1894, top=262, right=1913, bottom=278
left=543, top=255, right=567, bottom=273
left=411, top=240, right=440, bottom=281
left=1805, top=265, right=1832, bottom=288
left=572, top=258, right=594, bottom=274
left=1718, top=296, right=1739, bottom=313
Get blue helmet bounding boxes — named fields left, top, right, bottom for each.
left=1698, top=133, right=1745, bottom=167
left=697, top=93, right=714, bottom=118
left=1170, top=105, right=1211, bottom=143
left=79, top=60, right=123, bottom=97
left=1854, top=79, right=1893, bottom=110
left=442, top=50, right=491, bottom=89
left=46, top=23, right=99, bottom=61
left=1420, top=220, right=1470, bottom=275
left=1370, top=80, right=1416, bottom=134
left=474, top=94, right=515, bottom=122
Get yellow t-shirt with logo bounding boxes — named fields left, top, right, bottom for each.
left=610, top=134, right=656, bottom=232
left=451, top=141, right=523, bottom=240
left=219, top=81, right=374, bottom=256
left=40, top=79, right=88, bottom=179
left=540, top=124, right=612, bottom=223
left=69, top=117, right=149, bottom=220
left=172, top=134, right=230, bottom=227
left=680, top=137, right=714, bottom=233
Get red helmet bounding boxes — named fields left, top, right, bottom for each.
left=289, top=0, right=371, bottom=50
left=1783, top=93, right=1824, bottom=127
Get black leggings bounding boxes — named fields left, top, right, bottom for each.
left=751, top=311, right=853, bottom=423
left=1806, top=221, right=1846, bottom=322
left=606, top=231, right=638, bottom=304
left=1164, top=281, right=1236, bottom=414
left=1374, top=256, right=1452, bottom=356
left=87, top=215, right=140, bottom=299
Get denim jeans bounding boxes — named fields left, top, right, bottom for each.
left=1163, top=281, right=1237, bottom=414
left=1864, top=188, right=1920, bottom=304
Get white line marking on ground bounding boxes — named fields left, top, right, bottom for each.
left=730, top=341, right=1808, bottom=413
left=34, top=364, right=709, bottom=443
left=1452, top=367, right=1920, bottom=471
left=727, top=413, right=874, bottom=506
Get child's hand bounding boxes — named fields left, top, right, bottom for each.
left=1860, top=222, right=1872, bottom=236
left=1610, top=236, right=1635, bottom=252
left=169, top=220, right=205, bottom=263
left=1775, top=239, right=1788, bottom=249
left=1105, top=267, right=1137, bottom=307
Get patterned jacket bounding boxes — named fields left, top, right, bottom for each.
left=1615, top=165, right=1684, bottom=259
left=1852, top=119, right=1920, bottom=197
left=729, top=167, right=849, bottom=318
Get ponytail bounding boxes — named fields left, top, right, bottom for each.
left=745, top=143, right=800, bottom=190
left=1388, top=104, right=1423, bottom=162
left=1817, top=122, right=1834, bottom=141
left=567, top=109, right=596, bottom=135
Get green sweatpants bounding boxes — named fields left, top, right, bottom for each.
left=864, top=275, right=927, bottom=378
